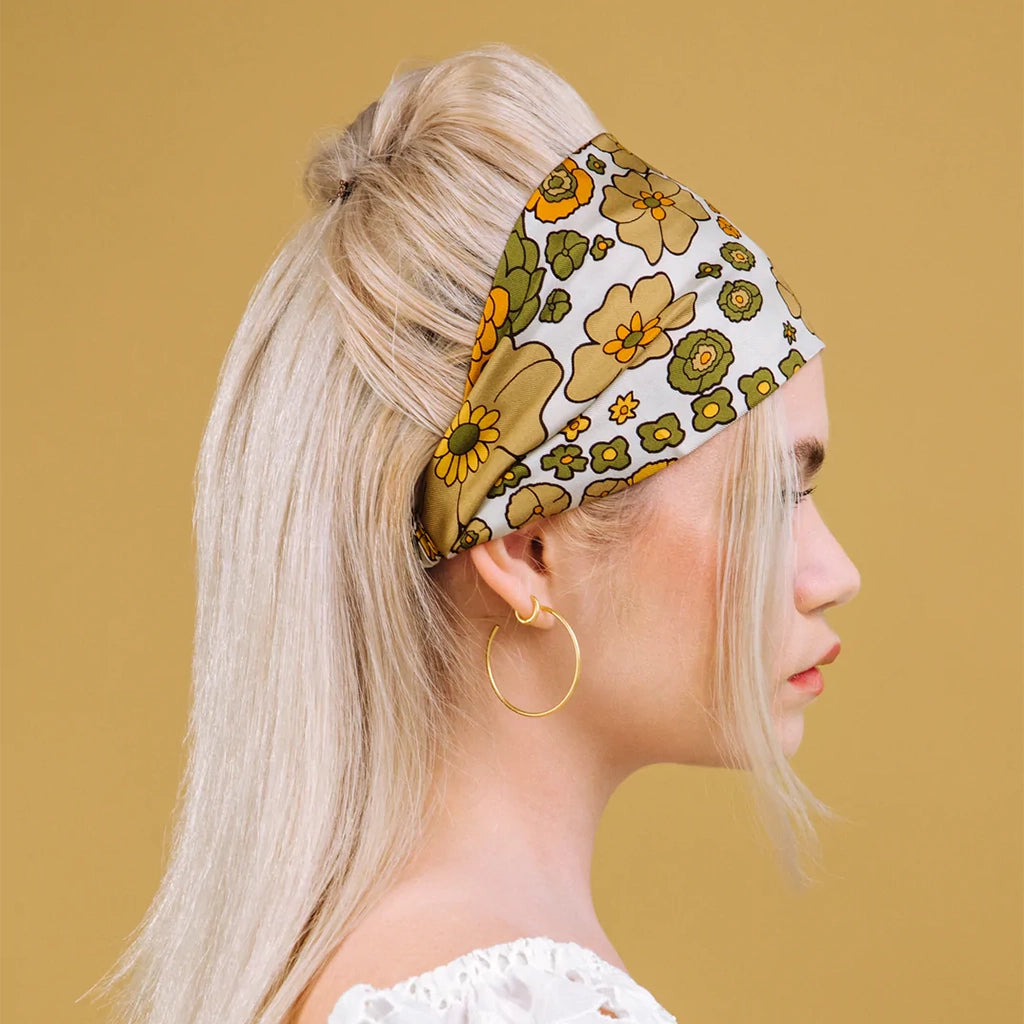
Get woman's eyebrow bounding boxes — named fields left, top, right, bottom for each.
left=794, top=437, right=826, bottom=477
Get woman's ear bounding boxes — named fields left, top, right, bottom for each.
left=466, top=527, right=557, bottom=630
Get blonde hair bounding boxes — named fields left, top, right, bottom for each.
left=89, top=42, right=836, bottom=1024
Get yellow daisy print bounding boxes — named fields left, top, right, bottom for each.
left=433, top=400, right=502, bottom=486
left=609, top=391, right=639, bottom=424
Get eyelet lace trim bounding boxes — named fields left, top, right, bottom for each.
left=327, top=935, right=678, bottom=1022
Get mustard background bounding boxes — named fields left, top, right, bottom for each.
left=2, top=1, right=1021, bottom=1021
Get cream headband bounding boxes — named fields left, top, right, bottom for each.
left=412, top=133, right=824, bottom=568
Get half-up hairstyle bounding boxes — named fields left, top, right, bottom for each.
left=90, top=42, right=835, bottom=1024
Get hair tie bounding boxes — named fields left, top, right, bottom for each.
left=328, top=178, right=351, bottom=205
left=412, top=132, right=823, bottom=568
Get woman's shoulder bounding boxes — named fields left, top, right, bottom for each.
left=323, top=935, right=679, bottom=1024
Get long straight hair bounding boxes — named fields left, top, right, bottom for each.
left=88, top=43, right=835, bottom=1024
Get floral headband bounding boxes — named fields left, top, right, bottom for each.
left=412, top=132, right=824, bottom=568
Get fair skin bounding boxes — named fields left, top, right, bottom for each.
left=292, top=351, right=860, bottom=1020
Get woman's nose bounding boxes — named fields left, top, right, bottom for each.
left=795, top=503, right=862, bottom=613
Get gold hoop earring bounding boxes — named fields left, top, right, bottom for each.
left=484, top=595, right=581, bottom=718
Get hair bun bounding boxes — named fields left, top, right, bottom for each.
left=303, top=152, right=356, bottom=208
left=302, top=121, right=368, bottom=208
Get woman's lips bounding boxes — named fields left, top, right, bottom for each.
left=785, top=641, right=840, bottom=696
left=786, top=640, right=841, bottom=690
left=787, top=666, right=824, bottom=695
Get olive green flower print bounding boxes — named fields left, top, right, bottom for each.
left=779, top=350, right=806, bottom=379
left=545, top=230, right=589, bottom=280
left=590, top=436, right=631, bottom=473
left=565, top=273, right=696, bottom=403
left=720, top=241, right=756, bottom=271
left=638, top=412, right=685, bottom=453
left=498, top=215, right=547, bottom=332
left=453, top=518, right=492, bottom=553
left=542, top=443, right=588, bottom=480
left=465, top=215, right=546, bottom=398
left=560, top=414, right=590, bottom=441
left=540, top=288, right=571, bottom=323
left=717, top=216, right=741, bottom=238
left=696, top=262, right=722, bottom=279
left=738, top=367, right=778, bottom=409
left=717, top=280, right=763, bottom=323
left=608, top=391, right=639, bottom=424
left=526, top=158, right=594, bottom=223
left=667, top=328, right=735, bottom=394
left=783, top=321, right=797, bottom=344
left=583, top=478, right=628, bottom=499
left=691, top=387, right=737, bottom=431
left=486, top=460, right=531, bottom=498
left=505, top=482, right=572, bottom=529
left=601, top=170, right=710, bottom=265
left=434, top=401, right=502, bottom=487
left=591, top=132, right=649, bottom=173
left=590, top=235, right=615, bottom=260
left=586, top=154, right=606, bottom=174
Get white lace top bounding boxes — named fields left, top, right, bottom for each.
left=326, top=935, right=677, bottom=1023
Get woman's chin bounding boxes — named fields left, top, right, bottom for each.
left=776, top=711, right=806, bottom=758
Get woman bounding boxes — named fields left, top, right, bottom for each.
left=96, top=43, right=860, bottom=1024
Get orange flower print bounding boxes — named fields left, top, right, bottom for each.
left=602, top=310, right=664, bottom=364
left=465, top=286, right=510, bottom=399
left=634, top=190, right=674, bottom=220
left=717, top=215, right=741, bottom=238
left=609, top=391, right=639, bottom=424
left=526, top=158, right=595, bottom=223
left=476, top=287, right=509, bottom=352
